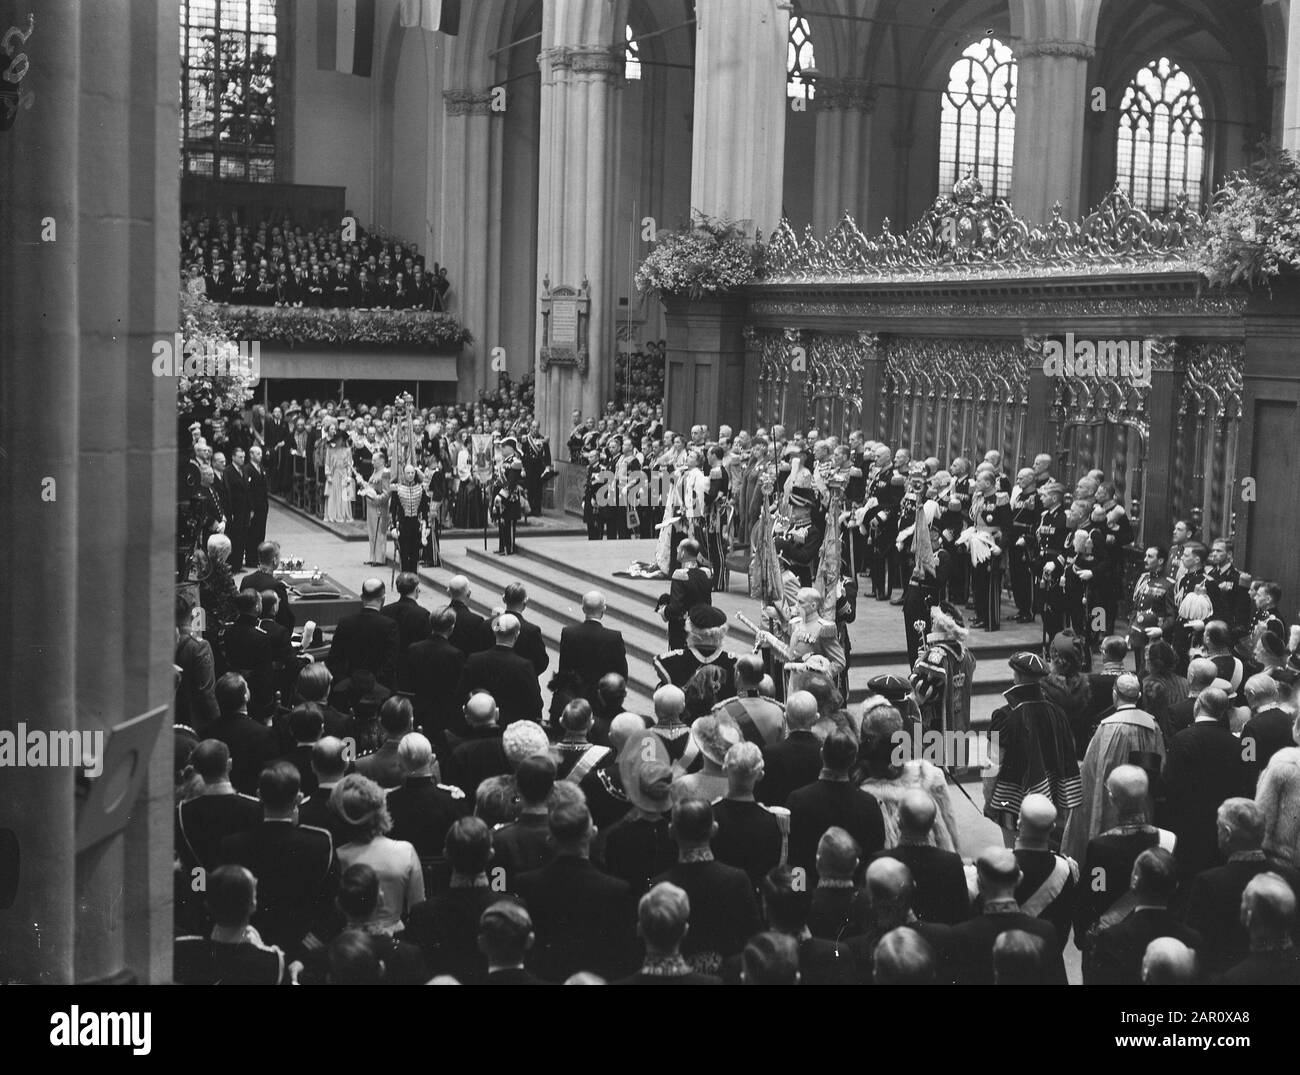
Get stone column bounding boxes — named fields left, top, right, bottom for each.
left=1010, top=40, right=1094, bottom=222
left=0, top=0, right=177, bottom=983
left=534, top=37, right=622, bottom=449
left=812, top=78, right=877, bottom=234
left=441, top=87, right=498, bottom=400
left=690, top=0, right=787, bottom=237
left=1281, top=0, right=1300, bottom=151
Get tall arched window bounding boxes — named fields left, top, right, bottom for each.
left=788, top=12, right=816, bottom=99
left=938, top=37, right=1016, bottom=199
left=624, top=24, right=641, bottom=81
left=1116, top=57, right=1206, bottom=211
left=181, top=0, right=277, bottom=180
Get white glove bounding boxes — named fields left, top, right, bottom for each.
left=1043, top=563, right=1056, bottom=575
left=1188, top=619, right=1205, bottom=631
left=1077, top=569, right=1093, bottom=581
left=1145, top=627, right=1162, bottom=639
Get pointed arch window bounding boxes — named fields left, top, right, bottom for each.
left=181, top=0, right=278, bottom=180
left=788, top=12, right=816, bottom=99
left=938, top=36, right=1016, bottom=199
left=624, top=24, right=641, bottom=81
left=1116, top=57, right=1206, bottom=211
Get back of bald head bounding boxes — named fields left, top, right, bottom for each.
left=494, top=613, right=520, bottom=642
left=1195, top=686, right=1230, bottom=724
left=865, top=855, right=915, bottom=907
left=1187, top=658, right=1218, bottom=691
left=609, top=713, right=645, bottom=753
left=581, top=590, right=606, bottom=619
left=785, top=690, right=818, bottom=731
left=1141, top=937, right=1198, bottom=984
left=1106, top=764, right=1149, bottom=812
left=312, top=736, right=348, bottom=779
left=465, top=691, right=498, bottom=727
left=1017, top=793, right=1057, bottom=839
left=561, top=697, right=593, bottom=733
left=873, top=927, right=935, bottom=985
left=653, top=684, right=686, bottom=723
left=976, top=848, right=1021, bottom=894
left=1244, top=672, right=1280, bottom=706
left=448, top=575, right=470, bottom=601
left=897, top=790, right=937, bottom=839
left=1242, top=872, right=1297, bottom=936
left=1114, top=673, right=1141, bottom=703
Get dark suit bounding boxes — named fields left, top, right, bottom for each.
left=222, top=614, right=277, bottom=718
left=1074, top=828, right=1162, bottom=940
left=176, top=791, right=262, bottom=871
left=787, top=779, right=886, bottom=887
left=457, top=645, right=543, bottom=726
left=665, top=566, right=713, bottom=649
left=808, top=885, right=872, bottom=940
left=353, top=739, right=407, bottom=789
left=244, top=462, right=269, bottom=564
left=721, top=935, right=859, bottom=985
left=485, top=966, right=549, bottom=985
left=939, top=906, right=1067, bottom=985
left=401, top=635, right=467, bottom=744
left=1214, top=946, right=1300, bottom=984
left=1160, top=720, right=1255, bottom=876
left=876, top=844, right=971, bottom=925
left=1240, top=706, right=1295, bottom=777
left=1180, top=854, right=1273, bottom=974
left=386, top=774, right=468, bottom=859
left=239, top=569, right=295, bottom=632
left=651, top=858, right=763, bottom=966
left=1165, top=695, right=1197, bottom=736
left=407, top=887, right=499, bottom=984
left=225, top=464, right=250, bottom=569
left=512, top=612, right=549, bottom=677
left=711, top=798, right=783, bottom=888
left=443, top=727, right=509, bottom=798
left=381, top=595, right=431, bottom=657
left=515, top=854, right=638, bottom=981
left=492, top=814, right=554, bottom=881
left=558, top=619, right=628, bottom=700
left=756, top=729, right=823, bottom=808
left=1085, top=907, right=1202, bottom=985
left=220, top=819, right=336, bottom=949
left=448, top=599, right=493, bottom=657
left=297, top=781, right=352, bottom=847
left=327, top=606, right=400, bottom=688
left=206, top=711, right=281, bottom=796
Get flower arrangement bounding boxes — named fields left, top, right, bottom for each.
left=177, top=290, right=258, bottom=417
left=1199, top=147, right=1300, bottom=288
left=211, top=304, right=472, bottom=350
left=634, top=213, right=757, bottom=300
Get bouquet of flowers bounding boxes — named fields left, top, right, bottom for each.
left=177, top=290, right=257, bottom=417
left=1199, top=147, right=1300, bottom=288
left=635, top=213, right=757, bottom=301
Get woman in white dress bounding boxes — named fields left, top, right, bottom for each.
left=331, top=772, right=424, bottom=934
left=324, top=429, right=355, bottom=523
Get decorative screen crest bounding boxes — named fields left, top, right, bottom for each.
left=757, top=178, right=1203, bottom=283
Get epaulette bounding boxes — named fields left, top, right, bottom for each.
left=437, top=783, right=466, bottom=800
left=237, top=791, right=260, bottom=802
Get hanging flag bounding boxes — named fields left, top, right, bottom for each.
left=399, top=0, right=460, bottom=35
left=317, top=0, right=377, bottom=77
left=912, top=502, right=937, bottom=578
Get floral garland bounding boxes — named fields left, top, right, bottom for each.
left=177, top=290, right=257, bottom=416
left=1199, top=148, right=1300, bottom=289
left=210, top=304, right=472, bottom=350
left=635, top=213, right=757, bottom=301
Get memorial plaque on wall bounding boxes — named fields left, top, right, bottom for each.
left=551, top=297, right=579, bottom=349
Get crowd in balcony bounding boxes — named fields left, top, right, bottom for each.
left=181, top=212, right=451, bottom=311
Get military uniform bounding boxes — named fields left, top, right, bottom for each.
left=1128, top=569, right=1177, bottom=674
left=1008, top=485, right=1040, bottom=621
left=942, top=475, right=973, bottom=604
left=1205, top=562, right=1248, bottom=636
left=491, top=457, right=528, bottom=555
left=1034, top=503, right=1069, bottom=616
left=653, top=646, right=738, bottom=700
left=902, top=545, right=952, bottom=668
left=970, top=493, right=1011, bottom=630
left=863, top=466, right=904, bottom=600
left=582, top=456, right=604, bottom=540
left=911, top=637, right=976, bottom=738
